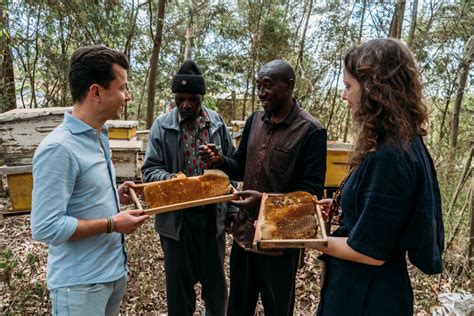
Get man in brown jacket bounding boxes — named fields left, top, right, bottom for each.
left=200, top=59, right=327, bottom=316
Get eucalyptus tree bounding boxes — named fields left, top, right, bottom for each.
left=0, top=1, right=16, bottom=113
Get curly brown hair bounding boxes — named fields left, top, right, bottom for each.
left=344, top=38, right=428, bottom=168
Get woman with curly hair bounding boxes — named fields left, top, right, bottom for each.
left=315, top=38, right=444, bottom=315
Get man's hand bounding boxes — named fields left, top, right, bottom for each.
left=113, top=209, right=149, bottom=234
left=198, top=144, right=223, bottom=167
left=164, top=173, right=177, bottom=180
left=230, top=190, right=263, bottom=211
left=118, top=181, right=143, bottom=205
left=225, top=212, right=238, bottom=233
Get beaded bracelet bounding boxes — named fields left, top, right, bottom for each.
left=110, top=216, right=115, bottom=233
left=106, top=216, right=113, bottom=233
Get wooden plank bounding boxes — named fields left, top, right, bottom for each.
left=106, top=120, right=138, bottom=128
left=0, top=210, right=31, bottom=220
left=129, top=188, right=143, bottom=210
left=0, top=165, right=32, bottom=175
left=327, top=141, right=352, bottom=151
left=142, top=194, right=236, bottom=216
left=109, top=139, right=142, bottom=151
left=0, top=107, right=71, bottom=122
left=317, top=203, right=328, bottom=241
left=253, top=193, right=269, bottom=247
left=253, top=195, right=328, bottom=250
left=133, top=182, right=156, bottom=189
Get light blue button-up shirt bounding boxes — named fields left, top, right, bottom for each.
left=31, top=111, right=127, bottom=290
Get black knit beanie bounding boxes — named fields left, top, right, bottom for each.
left=171, top=60, right=206, bottom=95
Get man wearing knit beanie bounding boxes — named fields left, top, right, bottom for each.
left=142, top=60, right=236, bottom=316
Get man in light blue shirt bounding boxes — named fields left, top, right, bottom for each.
left=31, top=45, right=149, bottom=315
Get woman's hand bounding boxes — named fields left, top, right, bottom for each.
left=317, top=198, right=333, bottom=219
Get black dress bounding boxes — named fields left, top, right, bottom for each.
left=317, top=136, right=444, bottom=316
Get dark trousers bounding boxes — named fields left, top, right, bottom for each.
left=160, top=210, right=227, bottom=316
left=227, top=241, right=299, bottom=316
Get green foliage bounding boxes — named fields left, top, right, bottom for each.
left=203, top=95, right=218, bottom=111
left=2, top=2, right=472, bottom=310
left=1, top=248, right=17, bottom=287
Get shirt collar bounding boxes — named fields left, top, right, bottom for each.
left=178, top=109, right=210, bottom=128
left=64, top=111, right=108, bottom=135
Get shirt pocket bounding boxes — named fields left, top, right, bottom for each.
left=270, top=147, right=291, bottom=174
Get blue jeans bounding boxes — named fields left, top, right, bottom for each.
left=50, top=276, right=127, bottom=316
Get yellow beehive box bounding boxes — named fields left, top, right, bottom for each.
left=1, top=165, right=33, bottom=212
left=106, top=120, right=138, bottom=140
left=325, top=142, right=352, bottom=188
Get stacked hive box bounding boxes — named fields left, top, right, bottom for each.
left=325, top=142, right=352, bottom=197
left=106, top=120, right=142, bottom=181
left=0, top=110, right=144, bottom=214
left=0, top=107, right=70, bottom=213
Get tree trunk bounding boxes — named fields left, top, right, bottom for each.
left=242, top=75, right=249, bottom=120
left=357, top=0, right=366, bottom=43
left=124, top=0, right=144, bottom=62
left=146, top=0, right=166, bottom=129
left=450, top=35, right=473, bottom=149
left=248, top=0, right=265, bottom=114
left=438, top=78, right=457, bottom=143
left=406, top=0, right=418, bottom=48
left=326, top=63, right=342, bottom=130
left=136, top=69, right=149, bottom=122
left=295, top=0, right=312, bottom=78
left=469, top=168, right=474, bottom=270
left=58, top=11, right=69, bottom=108
left=389, top=0, right=406, bottom=39
left=231, top=90, right=237, bottom=121
left=184, top=0, right=194, bottom=60
left=343, top=0, right=366, bottom=142
left=0, top=5, right=16, bottom=112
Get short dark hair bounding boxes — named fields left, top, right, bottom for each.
left=259, top=59, right=296, bottom=84
left=68, top=45, right=129, bottom=103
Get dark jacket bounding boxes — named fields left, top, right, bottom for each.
left=141, top=106, right=236, bottom=240
left=221, top=102, right=327, bottom=250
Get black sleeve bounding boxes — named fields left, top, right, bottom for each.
left=220, top=113, right=255, bottom=181
left=347, top=147, right=414, bottom=261
left=290, top=125, right=327, bottom=199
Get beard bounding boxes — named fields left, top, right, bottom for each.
left=262, top=99, right=284, bottom=115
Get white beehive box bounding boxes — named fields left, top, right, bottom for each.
left=0, top=107, right=71, bottom=166
left=109, top=138, right=142, bottom=181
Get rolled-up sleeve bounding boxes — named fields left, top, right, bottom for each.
left=31, top=142, right=78, bottom=246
